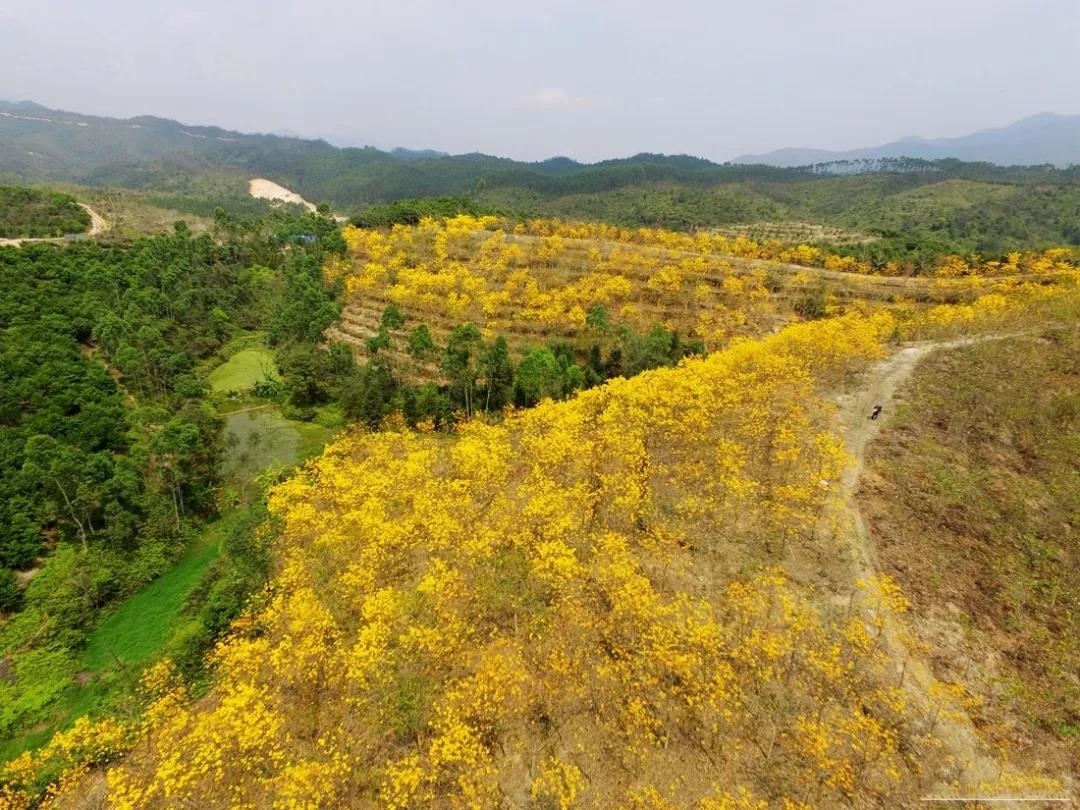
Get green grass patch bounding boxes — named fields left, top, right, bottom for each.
left=208, top=348, right=279, bottom=393
left=217, top=331, right=270, bottom=356
left=295, top=417, right=335, bottom=461
left=0, top=513, right=241, bottom=763
left=81, top=517, right=237, bottom=672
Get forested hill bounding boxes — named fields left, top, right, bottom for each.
left=0, top=99, right=803, bottom=196
left=5, top=101, right=1080, bottom=255
left=0, top=100, right=336, bottom=182
left=3, top=100, right=1079, bottom=204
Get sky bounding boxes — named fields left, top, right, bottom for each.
left=1, top=0, right=1077, bottom=162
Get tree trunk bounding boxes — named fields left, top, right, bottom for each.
left=53, top=476, right=87, bottom=550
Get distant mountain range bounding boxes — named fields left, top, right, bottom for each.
left=0, top=99, right=801, bottom=207
left=2, top=99, right=1079, bottom=232
left=4, top=100, right=1079, bottom=187
left=734, top=113, right=1080, bottom=168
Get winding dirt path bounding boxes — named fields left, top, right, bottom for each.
left=825, top=337, right=1068, bottom=804
left=830, top=344, right=933, bottom=569
left=81, top=203, right=107, bottom=236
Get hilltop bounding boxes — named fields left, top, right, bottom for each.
left=0, top=99, right=339, bottom=183
left=10, top=256, right=1075, bottom=806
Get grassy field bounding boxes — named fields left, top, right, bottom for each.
left=52, top=184, right=216, bottom=238
left=81, top=523, right=231, bottom=673
left=208, top=348, right=279, bottom=393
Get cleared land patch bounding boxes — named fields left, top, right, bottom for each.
left=208, top=348, right=279, bottom=393
left=248, top=177, right=316, bottom=211
left=716, top=220, right=875, bottom=245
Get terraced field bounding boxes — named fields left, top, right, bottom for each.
left=327, top=218, right=998, bottom=382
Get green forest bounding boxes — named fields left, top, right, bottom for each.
left=91, top=154, right=1080, bottom=256
left=0, top=207, right=347, bottom=754
left=0, top=186, right=90, bottom=238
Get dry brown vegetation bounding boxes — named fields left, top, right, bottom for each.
left=858, top=328, right=1080, bottom=781
left=51, top=185, right=216, bottom=238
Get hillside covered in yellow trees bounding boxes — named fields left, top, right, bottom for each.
left=3, top=216, right=1079, bottom=809
left=328, top=215, right=1080, bottom=360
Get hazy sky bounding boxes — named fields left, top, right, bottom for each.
left=1, top=0, right=1077, bottom=162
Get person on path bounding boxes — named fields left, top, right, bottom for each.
left=869, top=404, right=883, bottom=420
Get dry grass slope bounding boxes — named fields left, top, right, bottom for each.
left=858, top=328, right=1080, bottom=779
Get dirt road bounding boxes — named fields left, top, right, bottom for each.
left=81, top=203, right=107, bottom=236
left=825, top=338, right=1066, bottom=804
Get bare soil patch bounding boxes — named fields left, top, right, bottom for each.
left=248, top=177, right=317, bottom=211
